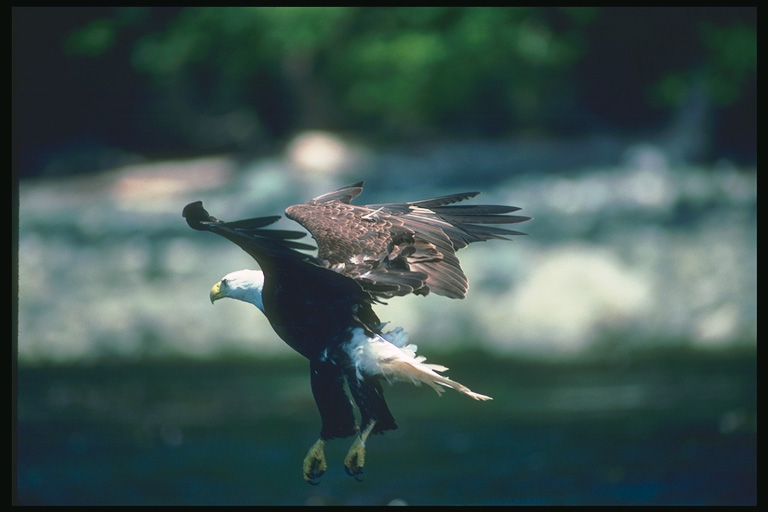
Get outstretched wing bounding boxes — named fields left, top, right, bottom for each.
left=182, top=201, right=376, bottom=308
left=285, top=182, right=531, bottom=299
left=183, top=201, right=316, bottom=269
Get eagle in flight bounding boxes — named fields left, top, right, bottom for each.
left=182, top=182, right=529, bottom=484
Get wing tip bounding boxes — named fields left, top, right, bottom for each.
left=311, top=181, right=366, bottom=203
left=183, top=201, right=213, bottom=231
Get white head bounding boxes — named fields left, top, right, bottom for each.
left=209, top=269, right=265, bottom=312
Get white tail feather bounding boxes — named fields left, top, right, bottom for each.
left=345, top=327, right=492, bottom=401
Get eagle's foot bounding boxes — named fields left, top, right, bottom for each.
left=303, top=439, right=327, bottom=485
left=343, top=437, right=366, bottom=481
left=343, top=420, right=376, bottom=482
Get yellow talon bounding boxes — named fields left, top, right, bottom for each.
left=344, top=421, right=376, bottom=481
left=303, top=439, right=327, bottom=485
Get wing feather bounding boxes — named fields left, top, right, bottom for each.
left=284, top=182, right=530, bottom=299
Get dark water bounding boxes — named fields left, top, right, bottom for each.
left=14, top=350, right=755, bottom=505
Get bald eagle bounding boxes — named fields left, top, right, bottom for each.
left=182, top=182, right=529, bottom=484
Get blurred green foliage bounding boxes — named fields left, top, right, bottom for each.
left=651, top=22, right=757, bottom=108
left=64, top=7, right=596, bottom=138
left=13, top=7, right=756, bottom=176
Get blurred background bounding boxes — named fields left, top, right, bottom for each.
left=13, top=7, right=755, bottom=505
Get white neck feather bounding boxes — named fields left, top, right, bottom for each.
left=220, top=269, right=265, bottom=312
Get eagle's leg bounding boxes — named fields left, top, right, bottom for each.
left=341, top=371, right=398, bottom=481
left=305, top=359, right=358, bottom=484
left=343, top=419, right=376, bottom=481
left=303, top=438, right=327, bottom=485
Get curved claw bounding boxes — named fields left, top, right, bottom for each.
left=303, top=439, right=327, bottom=485
left=344, top=464, right=365, bottom=482
left=306, top=466, right=325, bottom=486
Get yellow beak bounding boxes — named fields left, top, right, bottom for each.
left=209, top=281, right=225, bottom=303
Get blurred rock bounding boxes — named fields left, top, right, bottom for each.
left=285, top=130, right=369, bottom=177
left=488, top=244, right=653, bottom=355
left=16, top=140, right=756, bottom=363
